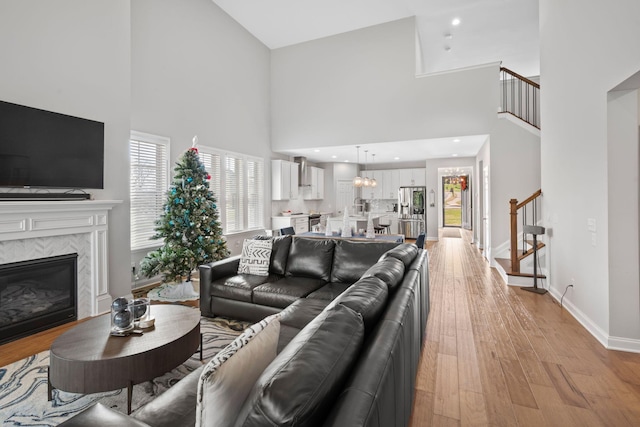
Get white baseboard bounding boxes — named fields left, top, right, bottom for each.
left=547, top=286, right=610, bottom=350
left=607, top=336, right=640, bottom=353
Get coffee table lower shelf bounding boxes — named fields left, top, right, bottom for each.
left=48, top=305, right=201, bottom=414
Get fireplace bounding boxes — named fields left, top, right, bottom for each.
left=0, top=253, right=78, bottom=345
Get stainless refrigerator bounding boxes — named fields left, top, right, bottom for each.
left=398, top=186, right=426, bottom=239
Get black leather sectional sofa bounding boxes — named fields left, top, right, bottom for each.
left=60, top=235, right=430, bottom=427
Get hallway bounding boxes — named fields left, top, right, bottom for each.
left=410, top=230, right=640, bottom=426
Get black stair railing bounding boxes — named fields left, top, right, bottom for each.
left=500, top=67, right=540, bottom=129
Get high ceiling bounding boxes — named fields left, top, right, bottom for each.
left=212, top=0, right=539, bottom=164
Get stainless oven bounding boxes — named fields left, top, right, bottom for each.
left=309, top=214, right=321, bottom=231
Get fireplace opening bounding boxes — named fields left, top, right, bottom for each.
left=0, top=253, right=78, bottom=345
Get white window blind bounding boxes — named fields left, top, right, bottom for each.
left=129, top=132, right=169, bottom=250
left=198, top=151, right=222, bottom=201
left=247, top=158, right=264, bottom=229
left=198, top=146, right=264, bottom=234
left=225, top=155, right=245, bottom=233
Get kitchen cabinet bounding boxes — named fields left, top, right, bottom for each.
left=272, top=215, right=309, bottom=234
left=303, top=166, right=324, bottom=200
left=398, top=168, right=425, bottom=187
left=272, top=160, right=299, bottom=200
left=362, top=170, right=382, bottom=200
left=383, top=170, right=399, bottom=199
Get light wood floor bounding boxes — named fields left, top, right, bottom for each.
left=3, top=231, right=640, bottom=426
left=410, top=229, right=640, bottom=426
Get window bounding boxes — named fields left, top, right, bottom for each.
left=198, top=147, right=264, bottom=234
left=129, top=131, right=169, bottom=250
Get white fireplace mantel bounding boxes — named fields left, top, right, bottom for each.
left=0, top=200, right=122, bottom=318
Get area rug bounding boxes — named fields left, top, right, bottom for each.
left=442, top=228, right=461, bottom=238
left=0, top=317, right=248, bottom=426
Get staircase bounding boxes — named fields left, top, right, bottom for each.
left=495, top=189, right=545, bottom=286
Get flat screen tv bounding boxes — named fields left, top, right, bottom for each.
left=0, top=100, right=104, bottom=189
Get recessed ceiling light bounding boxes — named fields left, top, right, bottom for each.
left=331, top=155, right=337, bottom=159
left=452, top=18, right=461, bottom=26
left=453, top=139, right=461, bottom=142
left=344, top=160, right=349, bottom=163
left=394, top=157, right=400, bottom=160
left=314, top=149, right=320, bottom=153
left=452, top=154, right=458, bottom=157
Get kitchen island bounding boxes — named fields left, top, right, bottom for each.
left=327, top=214, right=383, bottom=234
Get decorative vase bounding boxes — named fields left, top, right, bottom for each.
left=341, top=207, right=352, bottom=237
left=366, top=212, right=375, bottom=239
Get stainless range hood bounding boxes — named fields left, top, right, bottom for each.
left=293, top=156, right=310, bottom=186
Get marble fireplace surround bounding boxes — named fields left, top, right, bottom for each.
left=0, top=200, right=121, bottom=319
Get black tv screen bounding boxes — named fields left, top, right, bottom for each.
left=0, top=100, right=104, bottom=189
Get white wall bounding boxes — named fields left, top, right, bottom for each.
left=488, top=118, right=541, bottom=251
left=271, top=18, right=500, bottom=151
left=0, top=0, right=132, bottom=299
left=130, top=0, right=272, bottom=259
left=607, top=89, right=640, bottom=345
left=540, top=0, right=640, bottom=347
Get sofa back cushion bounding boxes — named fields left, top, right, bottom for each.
left=378, top=243, right=418, bottom=268
left=330, top=240, right=399, bottom=283
left=335, top=276, right=388, bottom=333
left=285, top=237, right=335, bottom=281
left=234, top=304, right=364, bottom=427
left=253, top=234, right=292, bottom=275
left=361, top=257, right=406, bottom=291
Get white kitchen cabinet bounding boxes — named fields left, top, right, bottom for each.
left=411, top=168, right=426, bottom=186
left=362, top=170, right=382, bottom=200
left=398, top=168, right=425, bottom=187
left=272, top=160, right=299, bottom=200
left=303, top=166, right=324, bottom=200
left=383, top=170, right=399, bottom=199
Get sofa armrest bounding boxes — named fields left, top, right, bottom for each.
left=199, top=256, right=241, bottom=317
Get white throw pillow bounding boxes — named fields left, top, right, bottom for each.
left=195, top=315, right=280, bottom=427
left=237, top=239, right=272, bottom=276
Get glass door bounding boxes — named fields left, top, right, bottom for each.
left=442, top=176, right=462, bottom=227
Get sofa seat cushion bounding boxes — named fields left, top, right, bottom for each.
left=335, top=276, right=389, bottom=333
left=134, top=365, right=205, bottom=427
left=306, top=282, right=352, bottom=301
left=252, top=276, right=326, bottom=308
left=235, top=304, right=365, bottom=427
left=285, top=237, right=335, bottom=281
left=330, top=240, right=399, bottom=283
left=210, top=274, right=280, bottom=303
left=361, top=257, right=406, bottom=291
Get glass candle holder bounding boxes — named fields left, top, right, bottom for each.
left=132, top=297, right=151, bottom=323
left=111, top=297, right=134, bottom=332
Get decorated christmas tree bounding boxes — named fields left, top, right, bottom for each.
left=141, top=137, right=228, bottom=299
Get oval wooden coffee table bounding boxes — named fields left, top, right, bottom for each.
left=48, top=304, right=201, bottom=414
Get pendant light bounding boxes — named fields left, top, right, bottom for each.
left=362, top=150, right=371, bottom=187
left=370, top=153, right=378, bottom=187
left=352, top=146, right=363, bottom=187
